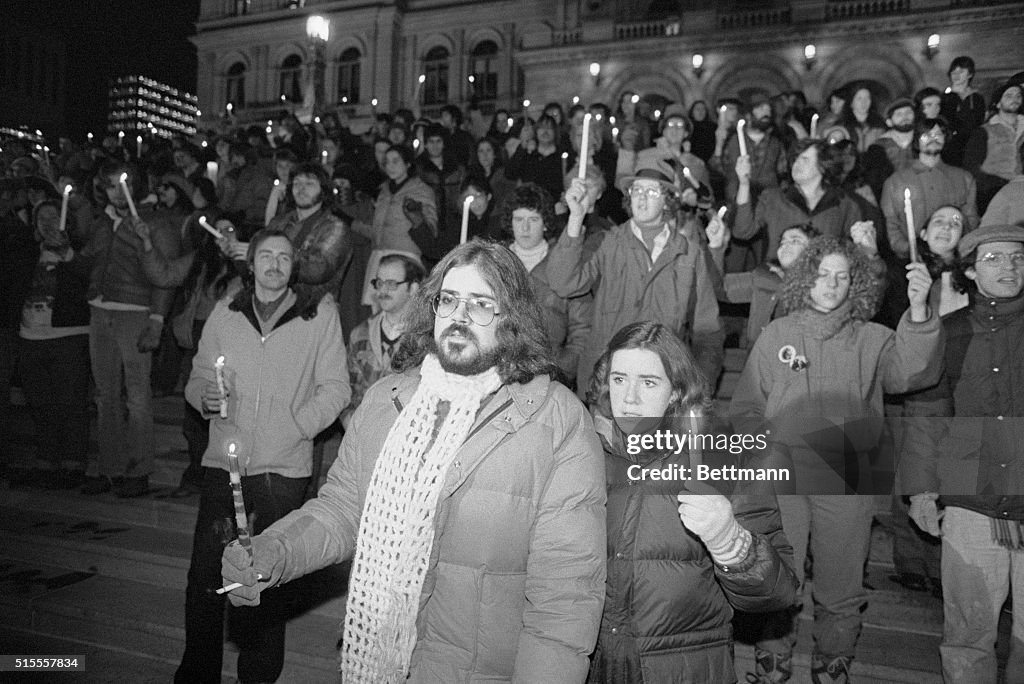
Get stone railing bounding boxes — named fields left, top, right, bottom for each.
left=717, top=7, right=791, bottom=30
left=824, top=0, right=911, bottom=20
left=554, top=27, right=582, bottom=45
left=201, top=0, right=306, bottom=21
left=614, top=18, right=680, bottom=40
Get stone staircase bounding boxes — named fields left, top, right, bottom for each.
left=0, top=363, right=969, bottom=682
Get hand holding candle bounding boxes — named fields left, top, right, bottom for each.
left=215, top=355, right=228, bottom=418
left=578, top=113, right=592, bottom=180
left=59, top=184, right=71, bottom=232
left=199, top=216, right=225, bottom=241
left=118, top=172, right=139, bottom=218
left=682, top=166, right=697, bottom=188
left=460, top=195, right=474, bottom=245
left=737, top=119, right=748, bottom=157
left=903, top=188, right=918, bottom=262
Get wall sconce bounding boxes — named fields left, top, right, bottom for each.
left=589, top=62, right=601, bottom=86
left=692, top=53, right=704, bottom=78
left=803, top=44, right=817, bottom=70
left=925, top=34, right=940, bottom=60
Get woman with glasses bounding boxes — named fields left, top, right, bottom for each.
left=732, top=139, right=864, bottom=265
left=730, top=235, right=941, bottom=682
left=549, top=157, right=724, bottom=397
left=586, top=321, right=796, bottom=683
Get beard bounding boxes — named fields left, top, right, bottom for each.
left=432, top=324, right=501, bottom=376
left=892, top=122, right=914, bottom=133
left=750, top=115, right=773, bottom=131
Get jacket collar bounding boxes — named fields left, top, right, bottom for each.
left=781, top=183, right=844, bottom=215
left=234, top=288, right=302, bottom=336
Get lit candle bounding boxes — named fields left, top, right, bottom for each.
left=117, top=131, right=125, bottom=146
left=226, top=442, right=253, bottom=559
left=903, top=188, right=918, bottom=262
left=321, top=149, right=328, bottom=165
left=460, top=195, right=474, bottom=245
left=578, top=113, right=592, bottom=181
left=810, top=113, right=819, bottom=138
left=199, top=216, right=225, bottom=241
left=118, top=172, right=138, bottom=218
left=206, top=161, right=218, bottom=184
left=737, top=119, right=747, bottom=157
left=215, top=355, right=228, bottom=418
left=561, top=151, right=568, bottom=178
left=682, top=166, right=697, bottom=188
left=59, top=184, right=71, bottom=232
left=136, top=135, right=142, bottom=158
left=717, top=205, right=728, bottom=219
left=413, top=73, right=425, bottom=102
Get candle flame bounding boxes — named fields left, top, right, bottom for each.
left=228, top=442, right=236, bottom=455
left=418, top=74, right=426, bottom=84
left=561, top=152, right=568, bottom=159
left=119, top=172, right=128, bottom=183
left=464, top=194, right=475, bottom=206
left=215, top=354, right=225, bottom=366
left=63, top=184, right=72, bottom=196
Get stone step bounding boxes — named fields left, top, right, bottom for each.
left=0, top=500, right=348, bottom=622
left=0, top=558, right=340, bottom=682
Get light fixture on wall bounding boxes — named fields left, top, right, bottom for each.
left=692, top=53, right=704, bottom=78
left=925, top=34, right=940, bottom=60
left=803, top=44, right=817, bottom=70
left=589, top=62, right=601, bottom=86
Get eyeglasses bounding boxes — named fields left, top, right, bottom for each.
left=432, top=292, right=500, bottom=326
left=976, top=252, right=1024, bottom=267
left=664, top=121, right=688, bottom=129
left=628, top=186, right=665, bottom=200
left=371, top=278, right=409, bottom=291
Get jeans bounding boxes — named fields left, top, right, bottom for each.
left=0, top=327, right=16, bottom=465
left=175, top=468, right=308, bottom=684
left=940, top=506, right=1024, bottom=683
left=773, top=494, right=874, bottom=659
left=18, top=334, right=91, bottom=472
left=89, top=307, right=153, bottom=478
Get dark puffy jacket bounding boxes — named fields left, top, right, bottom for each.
left=902, top=292, right=1024, bottom=519
left=589, top=415, right=797, bottom=684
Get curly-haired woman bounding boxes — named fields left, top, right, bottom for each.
left=730, top=235, right=942, bottom=682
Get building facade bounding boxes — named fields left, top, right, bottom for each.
left=192, top=0, right=1024, bottom=130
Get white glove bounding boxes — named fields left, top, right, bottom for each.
left=677, top=493, right=751, bottom=565
left=909, top=492, right=943, bottom=537
left=221, top=534, right=287, bottom=607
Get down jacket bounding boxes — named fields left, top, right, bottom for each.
left=185, top=292, right=350, bottom=479
left=589, top=415, right=797, bottom=684
left=264, top=367, right=608, bottom=683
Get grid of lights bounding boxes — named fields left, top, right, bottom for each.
left=107, top=75, right=199, bottom=139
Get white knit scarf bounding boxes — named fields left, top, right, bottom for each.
left=341, top=353, right=502, bottom=683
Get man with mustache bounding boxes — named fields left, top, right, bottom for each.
left=901, top=224, right=1024, bottom=683
left=221, top=240, right=606, bottom=683
left=175, top=228, right=350, bottom=684
left=882, top=117, right=980, bottom=259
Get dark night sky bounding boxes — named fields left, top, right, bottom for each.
left=10, top=0, right=202, bottom=137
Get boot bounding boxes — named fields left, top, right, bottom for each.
left=810, top=654, right=852, bottom=684
left=745, top=647, right=792, bottom=683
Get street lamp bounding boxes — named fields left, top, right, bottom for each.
left=306, top=15, right=330, bottom=115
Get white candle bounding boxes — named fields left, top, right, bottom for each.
left=117, top=131, right=124, bottom=145
left=903, top=188, right=918, bottom=262
left=136, top=135, right=142, bottom=158
left=810, top=113, right=819, bottom=138
left=683, top=166, right=696, bottom=188
left=561, top=151, right=568, bottom=178
left=717, top=205, right=728, bottom=219
left=206, top=161, right=218, bottom=183
left=59, top=184, right=71, bottom=232
left=460, top=195, right=474, bottom=245
left=198, top=215, right=225, bottom=240
left=215, top=355, right=227, bottom=419
left=737, top=119, right=747, bottom=157
left=118, top=172, right=138, bottom=218
left=321, top=149, right=328, bottom=165
left=578, top=113, right=592, bottom=181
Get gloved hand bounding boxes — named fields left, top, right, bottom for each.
left=403, top=198, right=425, bottom=228
left=221, top=533, right=288, bottom=607
left=909, top=492, right=942, bottom=537
left=677, top=492, right=751, bottom=565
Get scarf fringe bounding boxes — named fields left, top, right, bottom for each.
left=991, top=517, right=1024, bottom=550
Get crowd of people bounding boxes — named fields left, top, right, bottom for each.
left=2, top=53, right=1024, bottom=683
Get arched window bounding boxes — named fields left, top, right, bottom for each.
left=279, top=54, right=303, bottom=103
left=226, top=62, right=246, bottom=108
left=423, top=46, right=449, bottom=106
left=337, top=47, right=360, bottom=104
left=470, top=40, right=498, bottom=102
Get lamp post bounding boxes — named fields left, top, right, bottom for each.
left=306, top=15, right=330, bottom=116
